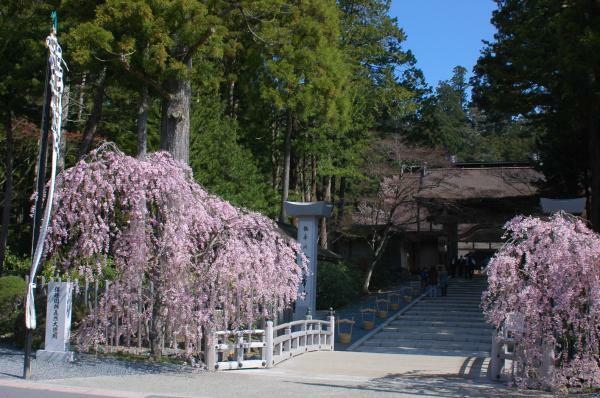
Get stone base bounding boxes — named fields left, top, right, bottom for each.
left=36, top=349, right=74, bottom=362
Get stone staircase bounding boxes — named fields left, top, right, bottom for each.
left=354, top=277, right=492, bottom=357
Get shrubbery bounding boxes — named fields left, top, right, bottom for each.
left=0, top=276, right=26, bottom=337
left=2, top=248, right=30, bottom=277
left=316, top=261, right=362, bottom=310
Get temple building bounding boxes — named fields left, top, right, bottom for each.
left=333, top=161, right=569, bottom=283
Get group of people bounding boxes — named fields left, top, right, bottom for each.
left=448, top=254, right=477, bottom=279
left=419, top=253, right=479, bottom=297
left=420, top=265, right=449, bottom=297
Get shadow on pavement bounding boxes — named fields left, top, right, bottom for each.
left=286, top=356, right=552, bottom=397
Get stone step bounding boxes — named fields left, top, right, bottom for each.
left=363, top=339, right=491, bottom=352
left=426, top=299, right=482, bottom=304
left=444, top=293, right=484, bottom=296
left=390, top=317, right=493, bottom=330
left=389, top=319, right=492, bottom=329
left=409, top=307, right=483, bottom=313
left=448, top=285, right=486, bottom=288
left=447, top=287, right=486, bottom=289
left=400, top=313, right=486, bottom=321
left=374, top=331, right=492, bottom=344
left=418, top=301, right=481, bottom=306
left=383, top=325, right=493, bottom=336
left=406, top=312, right=484, bottom=318
left=421, top=300, right=483, bottom=305
left=444, top=291, right=485, bottom=295
left=354, top=346, right=490, bottom=357
left=441, top=291, right=485, bottom=294
left=354, top=279, right=492, bottom=355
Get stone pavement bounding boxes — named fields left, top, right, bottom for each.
left=0, top=351, right=553, bottom=397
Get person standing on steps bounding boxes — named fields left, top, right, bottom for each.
left=428, top=266, right=438, bottom=297
left=466, top=254, right=476, bottom=279
left=457, top=255, right=464, bottom=278
left=420, top=269, right=429, bottom=295
left=438, top=265, right=448, bottom=297
left=449, top=256, right=457, bottom=278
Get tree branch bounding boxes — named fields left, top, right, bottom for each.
left=118, top=57, right=170, bottom=100
left=183, top=27, right=216, bottom=64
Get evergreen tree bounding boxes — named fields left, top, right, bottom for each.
left=0, top=0, right=55, bottom=270
left=472, top=0, right=600, bottom=229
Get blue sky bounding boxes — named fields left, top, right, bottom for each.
left=390, top=0, right=497, bottom=89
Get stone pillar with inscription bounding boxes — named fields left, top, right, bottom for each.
left=284, top=201, right=332, bottom=320
left=36, top=281, right=75, bottom=362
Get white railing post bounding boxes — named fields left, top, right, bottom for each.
left=265, top=321, right=274, bottom=368
left=236, top=332, right=244, bottom=367
left=284, top=326, right=292, bottom=356
left=540, top=339, right=555, bottom=382
left=489, top=330, right=502, bottom=380
left=204, top=328, right=216, bottom=371
left=328, top=313, right=335, bottom=351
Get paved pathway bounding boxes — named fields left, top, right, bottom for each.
left=352, top=277, right=492, bottom=356
left=0, top=351, right=552, bottom=397
left=0, top=278, right=562, bottom=397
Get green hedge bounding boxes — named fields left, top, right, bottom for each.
left=316, top=261, right=362, bottom=310
left=2, top=248, right=30, bottom=277
left=0, top=276, right=26, bottom=337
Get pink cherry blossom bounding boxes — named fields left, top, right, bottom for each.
left=483, top=213, right=600, bottom=392
left=44, top=145, right=307, bottom=356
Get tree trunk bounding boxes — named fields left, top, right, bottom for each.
left=228, top=80, right=237, bottom=120
left=160, top=58, right=191, bottom=164
left=279, top=111, right=293, bottom=222
left=589, top=105, right=600, bottom=232
left=319, top=175, right=331, bottom=249
left=77, top=72, right=87, bottom=123
left=301, top=156, right=310, bottom=202
left=362, top=227, right=391, bottom=294
left=137, top=85, right=149, bottom=159
left=149, top=287, right=163, bottom=359
left=79, top=67, right=107, bottom=157
left=337, top=176, right=347, bottom=224
left=0, top=115, right=13, bottom=273
left=271, top=121, right=279, bottom=189
left=311, top=155, right=317, bottom=201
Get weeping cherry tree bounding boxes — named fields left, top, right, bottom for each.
left=44, top=145, right=306, bottom=357
left=483, top=213, right=600, bottom=392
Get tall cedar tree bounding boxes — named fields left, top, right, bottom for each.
left=472, top=0, right=600, bottom=230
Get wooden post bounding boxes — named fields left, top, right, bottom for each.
left=265, top=321, right=274, bottom=368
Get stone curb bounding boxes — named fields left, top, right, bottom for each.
left=0, top=378, right=147, bottom=398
